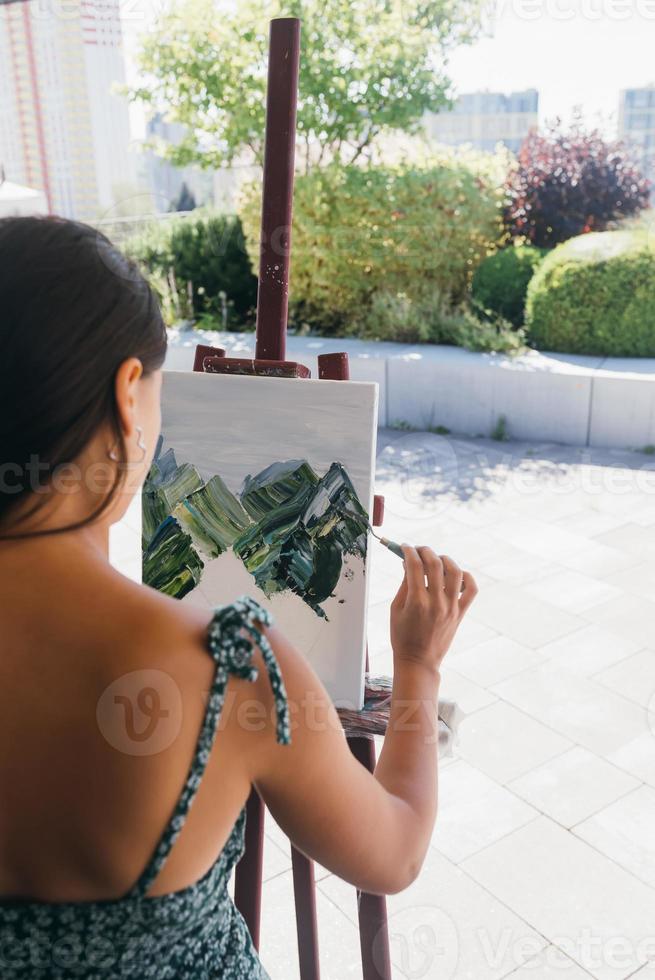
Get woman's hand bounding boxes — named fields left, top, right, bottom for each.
left=390, top=546, right=478, bottom=673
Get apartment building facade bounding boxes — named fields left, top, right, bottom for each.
left=427, top=89, right=539, bottom=154
left=0, top=0, right=134, bottom=220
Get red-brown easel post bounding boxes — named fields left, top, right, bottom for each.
left=193, top=16, right=392, bottom=980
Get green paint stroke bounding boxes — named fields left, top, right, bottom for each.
left=234, top=492, right=322, bottom=614
left=142, top=450, right=369, bottom=619
left=240, top=459, right=319, bottom=521
left=142, top=516, right=204, bottom=599
left=303, top=463, right=369, bottom=557
left=174, top=475, right=252, bottom=559
left=142, top=449, right=204, bottom=547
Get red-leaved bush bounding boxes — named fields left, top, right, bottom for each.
left=504, top=120, right=651, bottom=248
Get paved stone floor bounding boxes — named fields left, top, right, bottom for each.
left=258, top=429, right=655, bottom=980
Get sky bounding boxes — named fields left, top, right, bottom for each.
left=120, top=0, right=655, bottom=140
left=447, top=0, right=655, bottom=133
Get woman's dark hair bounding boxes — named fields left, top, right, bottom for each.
left=0, top=215, right=167, bottom=535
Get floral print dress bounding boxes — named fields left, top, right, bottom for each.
left=0, top=597, right=291, bottom=979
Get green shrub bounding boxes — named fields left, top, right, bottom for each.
left=347, top=286, right=525, bottom=353
left=445, top=307, right=526, bottom=354
left=240, top=151, right=507, bottom=334
left=123, top=211, right=257, bottom=328
left=351, top=287, right=442, bottom=344
left=471, top=244, right=546, bottom=327
left=525, top=230, right=655, bottom=356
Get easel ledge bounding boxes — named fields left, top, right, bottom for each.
left=193, top=344, right=311, bottom=379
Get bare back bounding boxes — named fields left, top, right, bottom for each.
left=0, top=534, right=265, bottom=902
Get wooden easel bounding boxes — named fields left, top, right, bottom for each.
left=193, top=18, right=392, bottom=980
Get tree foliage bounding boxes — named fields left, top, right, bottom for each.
left=504, top=119, right=651, bottom=248
left=129, top=0, right=485, bottom=170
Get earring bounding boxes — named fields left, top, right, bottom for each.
left=107, top=445, right=119, bottom=462
left=136, top=425, right=147, bottom=463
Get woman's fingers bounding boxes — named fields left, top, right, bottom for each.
left=401, top=545, right=426, bottom=598
left=399, top=544, right=476, bottom=616
left=415, top=546, right=445, bottom=594
left=391, top=568, right=409, bottom=609
left=458, top=571, right=479, bottom=614
left=441, top=554, right=464, bottom=603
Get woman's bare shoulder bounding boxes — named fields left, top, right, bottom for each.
left=100, top=569, right=282, bottom=707
left=69, top=561, right=216, bottom=693
left=114, top=572, right=211, bottom=646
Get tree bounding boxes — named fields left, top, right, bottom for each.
left=129, top=0, right=485, bottom=172
left=504, top=118, right=651, bottom=248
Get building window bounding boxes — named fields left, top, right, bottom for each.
left=627, top=90, right=655, bottom=109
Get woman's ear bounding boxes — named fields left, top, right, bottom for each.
left=114, top=357, right=144, bottom=438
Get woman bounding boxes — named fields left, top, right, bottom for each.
left=0, top=216, right=477, bottom=978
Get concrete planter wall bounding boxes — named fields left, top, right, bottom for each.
left=165, top=329, right=655, bottom=450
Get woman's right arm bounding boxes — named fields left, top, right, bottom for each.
left=246, top=546, right=477, bottom=895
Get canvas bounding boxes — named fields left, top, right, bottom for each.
left=141, top=371, right=379, bottom=707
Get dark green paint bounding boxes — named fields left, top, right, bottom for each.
left=240, top=459, right=319, bottom=521
left=142, top=449, right=369, bottom=618
left=142, top=516, right=204, bottom=599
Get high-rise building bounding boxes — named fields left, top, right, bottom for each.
left=426, top=89, right=539, bottom=154
left=618, top=87, right=655, bottom=187
left=0, top=0, right=135, bottom=220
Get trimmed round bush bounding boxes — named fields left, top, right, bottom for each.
left=526, top=231, right=655, bottom=356
left=471, top=244, right=546, bottom=327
